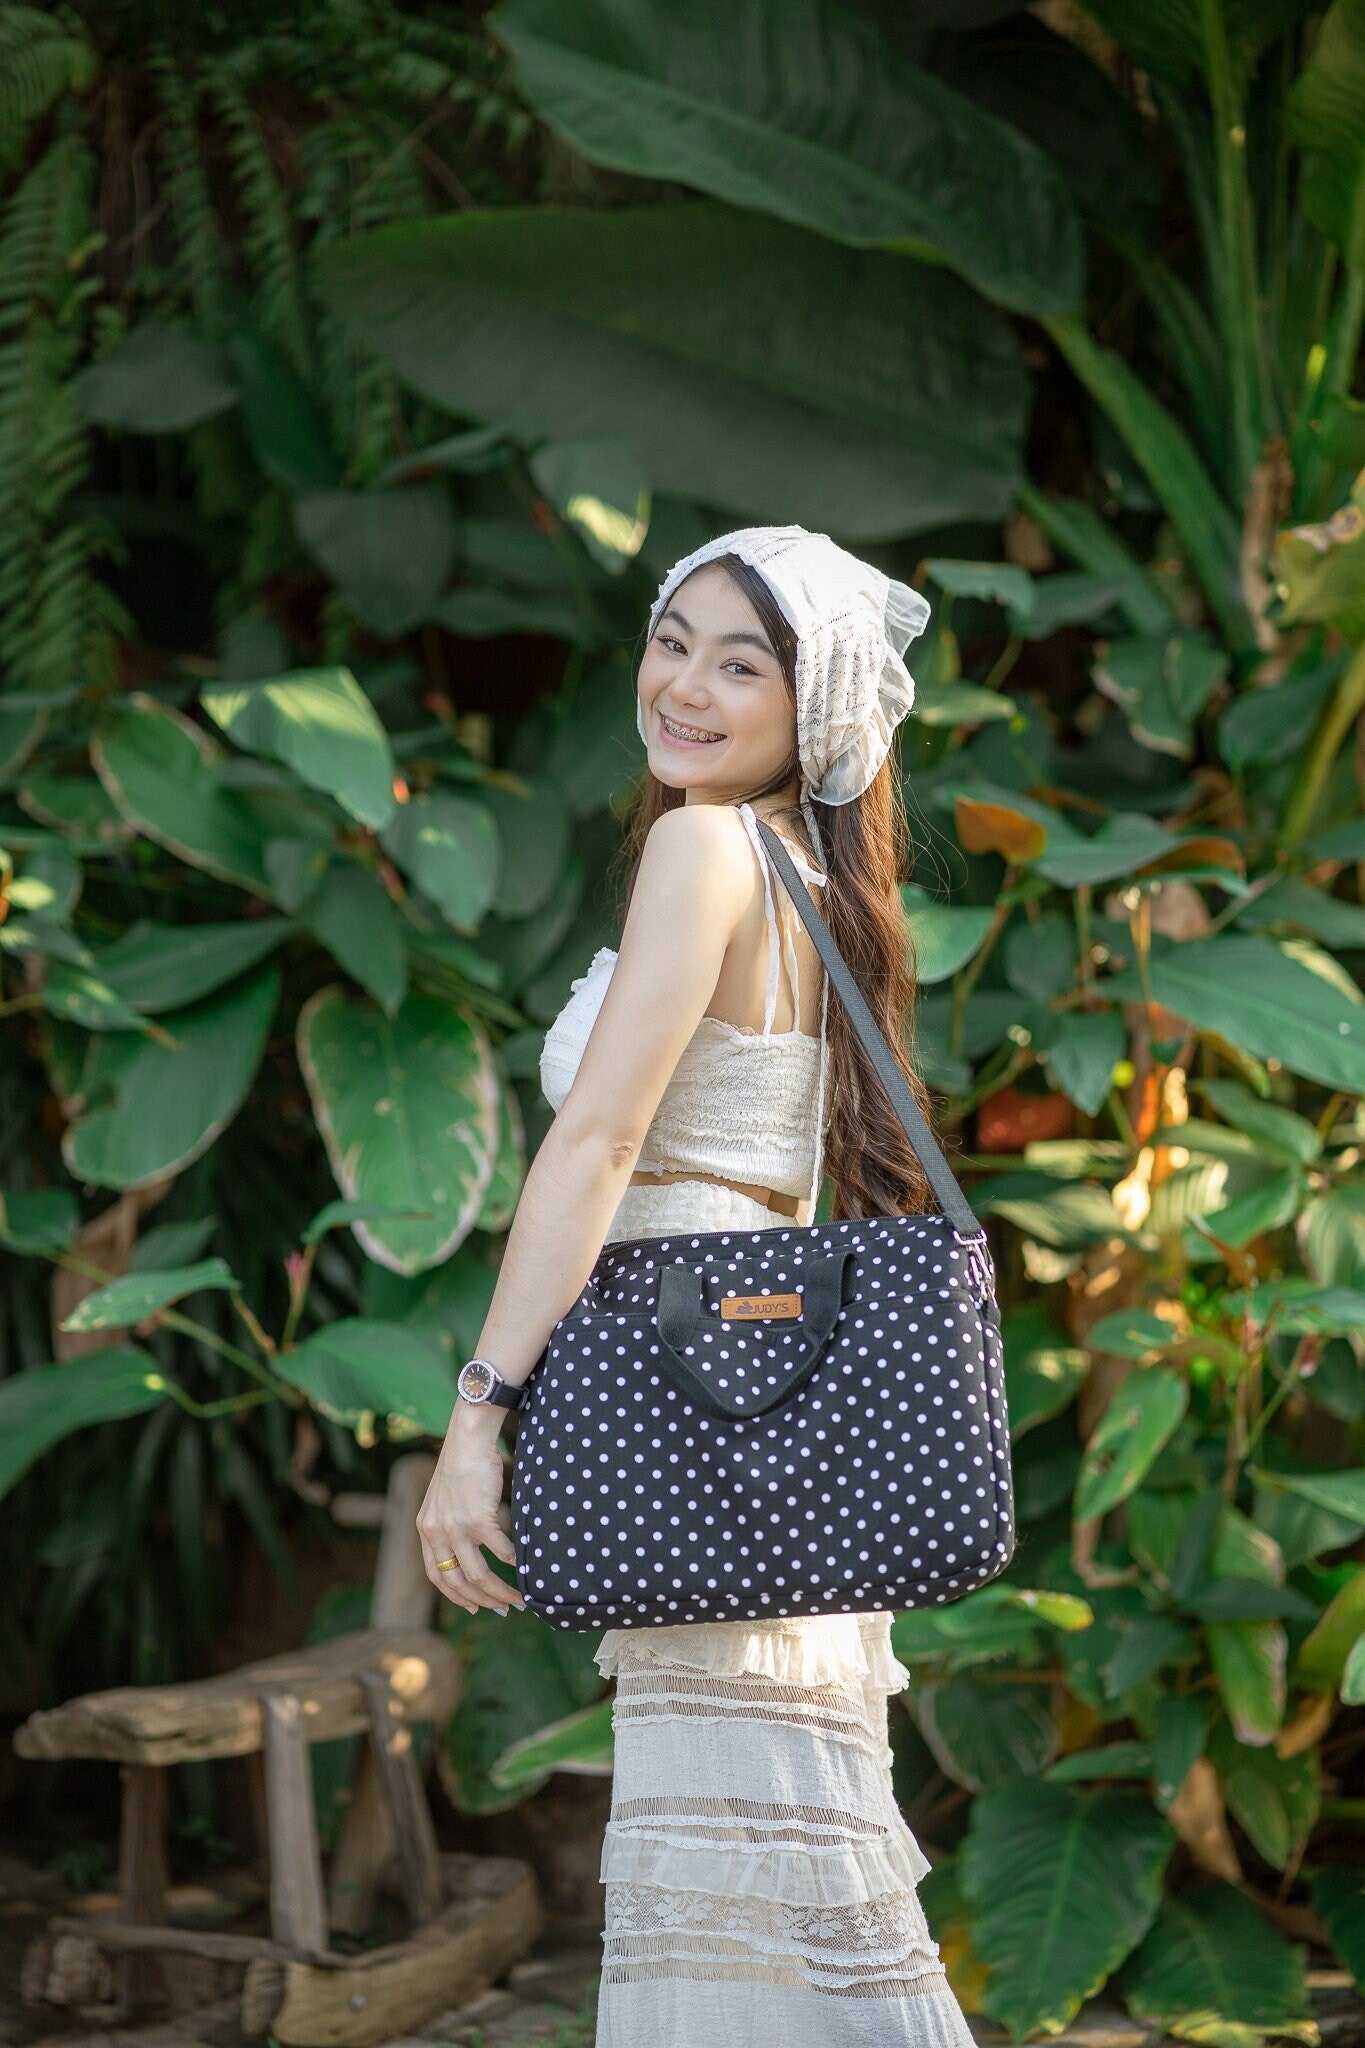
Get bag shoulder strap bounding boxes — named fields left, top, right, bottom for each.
left=754, top=817, right=984, bottom=1240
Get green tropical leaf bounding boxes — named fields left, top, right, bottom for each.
left=1108, top=937, right=1365, bottom=1095
left=1260, top=1468, right=1365, bottom=1525
left=1276, top=484, right=1365, bottom=636
left=302, top=1199, right=430, bottom=1248
left=959, top=1782, right=1173, bottom=2039
left=40, top=967, right=154, bottom=1034
left=1189, top=1167, right=1305, bottom=1251
left=1312, top=1866, right=1365, bottom=1987
left=1210, top=1726, right=1318, bottom=1868
left=129, top=1218, right=215, bottom=1271
left=528, top=434, right=651, bottom=573
left=493, top=0, right=1084, bottom=317
left=1151, top=1693, right=1208, bottom=1811
left=1078, top=0, right=1312, bottom=89
left=292, top=488, right=459, bottom=639
left=60, top=1259, right=239, bottom=1333
left=315, top=203, right=1029, bottom=542
left=1085, top=1309, right=1179, bottom=1359
left=0, top=1187, right=80, bottom=1254
left=1075, top=1369, right=1189, bottom=1523
left=1295, top=1564, right=1365, bottom=1691
left=474, top=1074, right=525, bottom=1234
left=1095, top=633, right=1228, bottom=758
left=297, top=988, right=499, bottom=1275
left=63, top=967, right=279, bottom=1191
left=0, top=1346, right=169, bottom=1503
left=1002, top=1303, right=1089, bottom=1437
left=1004, top=914, right=1077, bottom=1002
left=1196, top=1081, right=1322, bottom=1166
left=73, top=321, right=238, bottom=433
left=442, top=1604, right=605, bottom=1814
left=1287, top=0, right=1365, bottom=269
left=1234, top=877, right=1365, bottom=951
left=1045, top=1742, right=1153, bottom=1782
left=1206, top=1512, right=1288, bottom=1744
left=278, top=1319, right=456, bottom=1436
left=302, top=864, right=407, bottom=1017
left=1039, top=1009, right=1127, bottom=1118
left=927, top=560, right=1039, bottom=611
left=912, top=1676, right=1057, bottom=1793
left=481, top=778, right=572, bottom=921
left=90, top=917, right=292, bottom=1013
left=201, top=669, right=397, bottom=830
left=489, top=1697, right=615, bottom=1793
left=1118, top=1883, right=1315, bottom=2048
left=92, top=698, right=271, bottom=894
left=901, top=889, right=996, bottom=985
left=380, top=792, right=500, bottom=931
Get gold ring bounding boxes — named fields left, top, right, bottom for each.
left=434, top=1556, right=461, bottom=1572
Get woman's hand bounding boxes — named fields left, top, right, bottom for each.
left=417, top=1403, right=526, bottom=1614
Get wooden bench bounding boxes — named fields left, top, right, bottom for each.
left=14, top=1454, right=541, bottom=2043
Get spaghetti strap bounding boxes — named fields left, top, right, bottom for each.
left=736, top=803, right=782, bottom=1035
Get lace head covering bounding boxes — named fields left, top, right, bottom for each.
left=639, top=524, right=932, bottom=855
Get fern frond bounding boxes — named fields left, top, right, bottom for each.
left=209, top=70, right=310, bottom=374
left=0, top=3, right=94, bottom=174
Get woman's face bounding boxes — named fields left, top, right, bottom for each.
left=637, top=562, right=796, bottom=801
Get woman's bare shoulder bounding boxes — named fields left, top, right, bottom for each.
left=635, top=802, right=752, bottom=897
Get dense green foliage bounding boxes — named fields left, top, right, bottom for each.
left=2, top=0, right=1365, bottom=2033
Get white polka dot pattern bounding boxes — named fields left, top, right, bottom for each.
left=511, top=1212, right=1014, bottom=1631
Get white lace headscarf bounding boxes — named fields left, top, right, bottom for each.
left=638, top=523, right=931, bottom=869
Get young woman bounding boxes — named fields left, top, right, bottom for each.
left=418, top=526, right=977, bottom=2047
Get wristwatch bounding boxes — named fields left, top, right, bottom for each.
left=457, top=1356, right=528, bottom=1411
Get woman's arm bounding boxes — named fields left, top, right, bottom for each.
left=417, top=803, right=755, bottom=1612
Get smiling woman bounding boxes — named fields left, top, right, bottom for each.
left=416, top=526, right=971, bottom=2048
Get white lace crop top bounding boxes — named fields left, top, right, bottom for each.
left=539, top=803, right=832, bottom=1205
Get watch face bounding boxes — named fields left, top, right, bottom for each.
left=459, top=1361, right=495, bottom=1401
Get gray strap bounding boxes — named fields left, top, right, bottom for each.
left=754, top=818, right=984, bottom=1241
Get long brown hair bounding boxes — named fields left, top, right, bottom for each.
left=616, top=552, right=937, bottom=1221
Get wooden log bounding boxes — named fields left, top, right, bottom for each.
left=261, top=1695, right=329, bottom=1960
left=370, top=1452, right=437, bottom=1631
left=117, top=1763, right=166, bottom=2014
left=328, top=1452, right=442, bottom=1937
left=358, top=1671, right=442, bottom=1927
left=325, top=1747, right=390, bottom=1939
left=13, top=1627, right=458, bottom=1766
left=241, top=1855, right=542, bottom=2047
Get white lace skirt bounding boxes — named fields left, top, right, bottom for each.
left=593, top=1181, right=974, bottom=2047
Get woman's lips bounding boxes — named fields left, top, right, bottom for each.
left=658, top=712, right=725, bottom=746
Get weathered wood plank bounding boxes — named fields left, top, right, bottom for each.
left=359, top=1671, right=442, bottom=1927
left=242, top=1857, right=542, bottom=2047
left=116, top=1763, right=166, bottom=2014
left=261, top=1695, right=329, bottom=1960
left=13, top=1628, right=458, bottom=1766
left=47, top=1917, right=285, bottom=1965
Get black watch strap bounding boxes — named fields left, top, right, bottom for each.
left=487, top=1379, right=528, bottom=1412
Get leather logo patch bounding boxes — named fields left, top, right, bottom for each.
left=719, top=1291, right=803, bottom=1321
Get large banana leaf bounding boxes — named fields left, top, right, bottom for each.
left=1078, top=0, right=1312, bottom=88
left=62, top=966, right=280, bottom=1190
left=297, top=988, right=499, bottom=1274
left=1118, top=1883, right=1315, bottom=2048
left=1288, top=0, right=1365, bottom=269
left=314, top=204, right=1028, bottom=541
left=493, top=0, right=1084, bottom=317
left=959, top=1781, right=1173, bottom=2038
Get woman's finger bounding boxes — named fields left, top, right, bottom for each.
left=453, top=1539, right=519, bottom=1610
left=421, top=1540, right=477, bottom=1612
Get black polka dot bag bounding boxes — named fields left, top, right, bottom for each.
left=511, top=820, right=1014, bottom=1631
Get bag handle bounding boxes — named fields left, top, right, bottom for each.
left=754, top=817, right=984, bottom=1242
